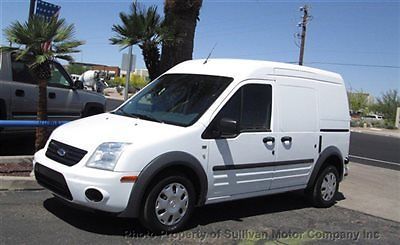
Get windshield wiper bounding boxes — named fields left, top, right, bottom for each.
left=113, top=108, right=163, bottom=123
left=130, top=113, right=164, bottom=123
left=113, top=108, right=138, bottom=119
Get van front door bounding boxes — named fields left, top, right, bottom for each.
left=271, top=82, right=319, bottom=189
left=203, top=81, right=276, bottom=201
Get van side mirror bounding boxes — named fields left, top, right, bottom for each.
left=219, top=118, right=238, bottom=138
left=73, top=80, right=84, bottom=90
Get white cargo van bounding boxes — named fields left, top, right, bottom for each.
left=33, top=59, right=350, bottom=233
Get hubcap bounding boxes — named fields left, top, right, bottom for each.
left=321, top=172, right=337, bottom=201
left=155, top=182, right=189, bottom=226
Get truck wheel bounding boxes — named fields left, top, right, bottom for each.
left=82, top=106, right=104, bottom=117
left=308, top=165, right=339, bottom=208
left=140, top=173, right=195, bottom=233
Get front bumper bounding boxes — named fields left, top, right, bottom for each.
left=34, top=149, right=139, bottom=213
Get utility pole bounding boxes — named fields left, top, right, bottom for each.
left=298, top=5, right=311, bottom=66
left=29, top=0, right=36, bottom=18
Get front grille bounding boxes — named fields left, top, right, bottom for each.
left=45, top=140, right=87, bottom=166
left=34, top=163, right=73, bottom=200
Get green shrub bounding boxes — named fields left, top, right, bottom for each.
left=110, top=75, right=148, bottom=89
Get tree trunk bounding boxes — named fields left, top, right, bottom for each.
left=141, top=42, right=161, bottom=81
left=35, top=78, right=48, bottom=151
left=160, top=0, right=202, bottom=74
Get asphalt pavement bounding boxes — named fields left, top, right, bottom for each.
left=1, top=189, right=399, bottom=244
left=350, top=132, right=400, bottom=170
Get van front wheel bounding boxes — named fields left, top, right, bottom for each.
left=140, top=173, right=195, bottom=233
left=308, top=165, right=339, bottom=208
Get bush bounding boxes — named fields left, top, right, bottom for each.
left=350, top=120, right=362, bottom=127
left=371, top=89, right=400, bottom=125
left=109, top=75, right=148, bottom=89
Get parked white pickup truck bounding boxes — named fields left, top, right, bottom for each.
left=0, top=51, right=106, bottom=134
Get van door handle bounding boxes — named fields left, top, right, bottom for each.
left=281, top=136, right=292, bottom=143
left=15, top=89, right=25, bottom=97
left=263, top=137, right=275, bottom=144
left=48, top=92, right=56, bottom=99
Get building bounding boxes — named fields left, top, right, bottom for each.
left=120, top=68, right=149, bottom=79
left=70, top=62, right=120, bottom=77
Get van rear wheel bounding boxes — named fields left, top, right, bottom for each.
left=140, top=173, right=195, bottom=233
left=308, top=165, right=339, bottom=208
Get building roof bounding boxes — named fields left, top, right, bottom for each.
left=70, top=62, right=119, bottom=69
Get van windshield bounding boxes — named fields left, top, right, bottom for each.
left=114, top=74, right=233, bottom=127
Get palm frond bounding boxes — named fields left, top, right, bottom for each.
left=110, top=1, right=164, bottom=48
left=54, top=54, right=73, bottom=61
left=3, top=15, right=83, bottom=66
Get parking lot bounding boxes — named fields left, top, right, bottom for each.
left=1, top=161, right=399, bottom=244
left=1, top=189, right=398, bottom=244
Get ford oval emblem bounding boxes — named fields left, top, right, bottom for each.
left=57, top=148, right=66, bottom=157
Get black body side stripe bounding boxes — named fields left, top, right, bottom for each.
left=213, top=159, right=314, bottom=171
left=318, top=135, right=322, bottom=153
left=320, top=129, right=349, bottom=132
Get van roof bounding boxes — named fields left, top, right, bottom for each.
left=166, top=59, right=343, bottom=84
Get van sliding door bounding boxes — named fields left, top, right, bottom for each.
left=272, top=81, right=319, bottom=189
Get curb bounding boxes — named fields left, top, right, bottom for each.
left=0, top=175, right=43, bottom=191
left=0, top=155, right=33, bottom=164
left=0, top=155, right=41, bottom=190
left=350, top=128, right=400, bottom=138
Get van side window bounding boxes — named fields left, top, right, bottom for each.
left=11, top=58, right=35, bottom=84
left=241, top=84, right=272, bottom=131
left=203, top=83, right=272, bottom=138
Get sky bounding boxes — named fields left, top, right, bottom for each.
left=1, top=0, right=399, bottom=97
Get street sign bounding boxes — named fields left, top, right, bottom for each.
left=121, top=53, right=136, bottom=72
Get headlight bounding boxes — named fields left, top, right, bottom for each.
left=86, top=142, right=130, bottom=171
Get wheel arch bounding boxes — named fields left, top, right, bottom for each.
left=82, top=102, right=105, bottom=117
left=307, top=146, right=344, bottom=190
left=120, top=151, right=208, bottom=218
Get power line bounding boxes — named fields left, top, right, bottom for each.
left=305, top=62, right=400, bottom=69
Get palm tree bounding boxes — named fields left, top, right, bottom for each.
left=110, top=2, right=163, bottom=80
left=160, top=0, right=203, bottom=73
left=2, top=16, right=84, bottom=150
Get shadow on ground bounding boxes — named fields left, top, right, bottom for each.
left=43, top=191, right=345, bottom=237
left=0, top=133, right=35, bottom=156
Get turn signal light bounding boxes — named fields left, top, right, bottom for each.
left=120, top=176, right=138, bottom=183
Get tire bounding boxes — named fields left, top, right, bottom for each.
left=82, top=106, right=103, bottom=117
left=140, top=173, right=196, bottom=233
left=307, top=165, right=339, bottom=208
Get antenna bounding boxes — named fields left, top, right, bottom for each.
left=203, top=43, right=217, bottom=64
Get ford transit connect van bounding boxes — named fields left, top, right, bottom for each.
left=33, top=59, right=350, bottom=232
